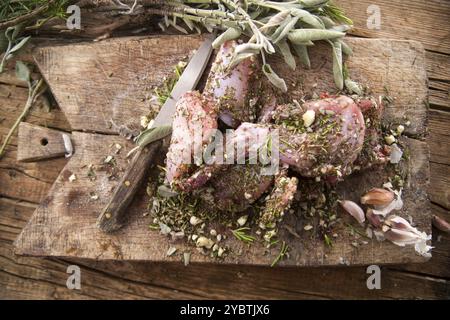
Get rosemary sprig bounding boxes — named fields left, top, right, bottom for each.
left=271, top=240, right=288, bottom=267
left=324, top=233, right=333, bottom=247
left=231, top=227, right=256, bottom=243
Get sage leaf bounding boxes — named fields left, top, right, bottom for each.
left=276, top=39, right=296, bottom=70
left=331, top=24, right=353, bottom=32
left=228, top=52, right=256, bottom=70
left=291, top=9, right=324, bottom=29
left=157, top=185, right=178, bottom=198
left=341, top=40, right=352, bottom=56
left=328, top=40, right=344, bottom=90
left=270, top=15, right=293, bottom=43
left=183, top=17, right=195, bottom=31
left=263, top=64, right=287, bottom=92
left=344, top=78, right=363, bottom=95
left=235, top=43, right=263, bottom=54
left=318, top=16, right=336, bottom=28
left=288, top=29, right=344, bottom=43
left=136, top=125, right=172, bottom=148
left=292, top=44, right=311, bottom=69
left=212, top=27, right=241, bottom=49
left=9, top=36, right=31, bottom=55
left=260, top=10, right=291, bottom=32
left=294, top=40, right=315, bottom=46
left=273, top=16, right=300, bottom=44
left=15, top=61, right=30, bottom=83
left=300, top=0, right=329, bottom=7
left=5, top=26, right=18, bottom=42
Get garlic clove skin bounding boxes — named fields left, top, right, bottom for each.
left=383, top=215, right=433, bottom=258
left=339, top=200, right=365, bottom=225
left=366, top=208, right=383, bottom=228
left=432, top=215, right=450, bottom=233
left=361, top=188, right=395, bottom=206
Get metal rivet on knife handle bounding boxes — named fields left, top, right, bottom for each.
left=97, top=141, right=162, bottom=233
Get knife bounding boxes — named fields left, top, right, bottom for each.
left=97, top=36, right=215, bottom=233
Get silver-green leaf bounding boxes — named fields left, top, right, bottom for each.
left=272, top=16, right=300, bottom=44
left=157, top=185, right=178, bottom=198
left=276, top=39, right=296, bottom=70
left=212, top=27, right=241, bottom=49
left=292, top=43, right=311, bottom=69
left=15, top=61, right=30, bottom=83
left=328, top=40, right=344, bottom=90
left=263, top=64, right=287, bottom=92
left=341, top=40, right=353, bottom=56
left=235, top=43, right=263, bottom=54
left=228, top=52, right=256, bottom=70
left=344, top=78, right=363, bottom=95
left=136, top=125, right=172, bottom=148
left=288, top=29, right=344, bottom=43
left=291, top=9, right=324, bottom=29
left=9, top=36, right=31, bottom=55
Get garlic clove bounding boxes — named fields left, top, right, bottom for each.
left=302, top=110, right=315, bottom=128
left=339, top=200, right=365, bottom=224
left=384, top=134, right=396, bottom=145
left=432, top=215, right=450, bottom=233
left=361, top=188, right=395, bottom=206
left=196, top=236, right=215, bottom=249
left=382, top=215, right=433, bottom=258
left=366, top=208, right=383, bottom=228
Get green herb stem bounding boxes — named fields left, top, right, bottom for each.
left=0, top=77, right=45, bottom=159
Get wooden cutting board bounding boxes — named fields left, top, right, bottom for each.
left=14, top=35, right=431, bottom=266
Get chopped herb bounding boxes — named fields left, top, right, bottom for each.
left=271, top=241, right=289, bottom=267
left=231, top=227, right=256, bottom=243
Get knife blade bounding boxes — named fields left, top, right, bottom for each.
left=151, top=35, right=215, bottom=128
left=97, top=36, right=214, bottom=233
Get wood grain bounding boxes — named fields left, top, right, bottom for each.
left=17, top=122, right=69, bottom=162
left=336, top=0, right=450, bottom=55
left=1, top=0, right=449, bottom=299
left=34, top=36, right=204, bottom=134
left=1, top=198, right=449, bottom=299
left=97, top=141, right=162, bottom=233
left=13, top=37, right=431, bottom=267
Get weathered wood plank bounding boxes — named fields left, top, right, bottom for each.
left=0, top=84, right=71, bottom=135
left=14, top=37, right=431, bottom=267
left=336, top=0, right=450, bottom=54
left=396, top=204, right=450, bottom=278
left=425, top=51, right=450, bottom=82
left=1, top=197, right=449, bottom=300
left=429, top=163, right=450, bottom=210
left=34, top=35, right=205, bottom=134
left=17, top=123, right=70, bottom=162
left=13, top=132, right=431, bottom=266
left=429, top=110, right=450, bottom=166
left=0, top=147, right=67, bottom=204
left=33, top=36, right=429, bottom=137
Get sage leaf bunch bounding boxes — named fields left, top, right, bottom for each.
left=150, top=0, right=353, bottom=91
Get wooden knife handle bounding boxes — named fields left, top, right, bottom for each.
left=97, top=140, right=162, bottom=233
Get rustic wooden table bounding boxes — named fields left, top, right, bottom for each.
left=0, top=0, right=449, bottom=299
